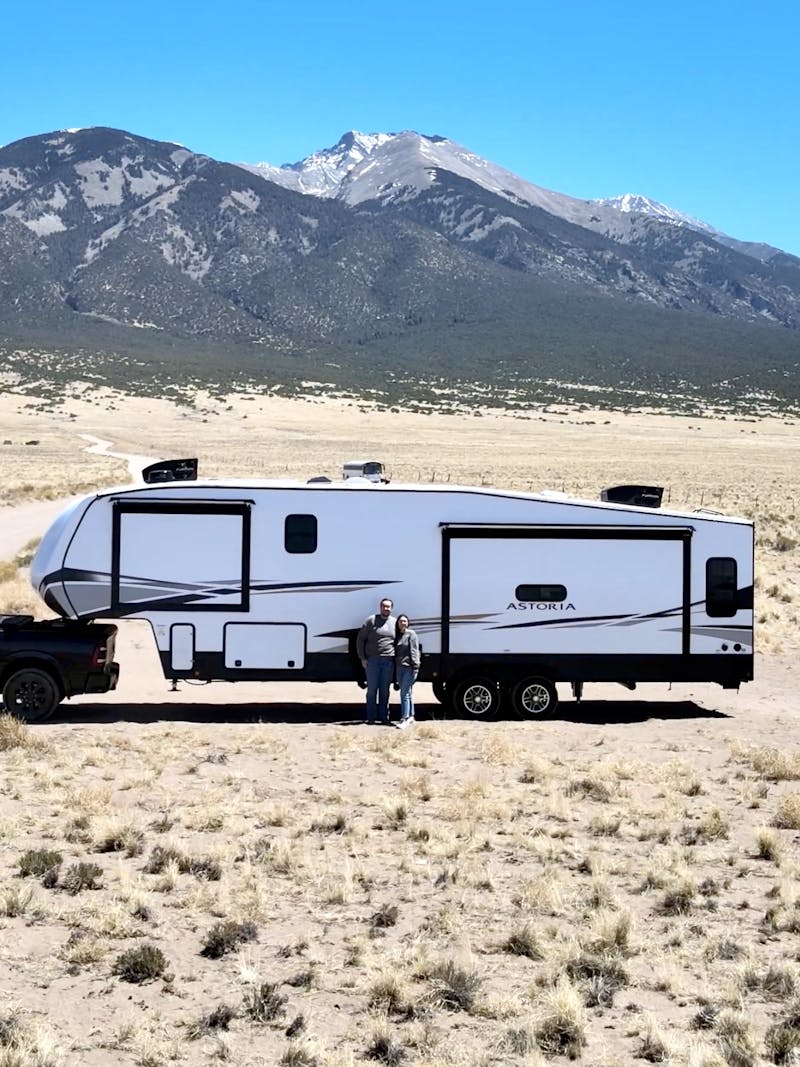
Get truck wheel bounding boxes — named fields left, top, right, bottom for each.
left=2, top=668, right=61, bottom=723
left=432, top=679, right=447, bottom=704
left=452, top=676, right=500, bottom=719
left=512, top=676, right=558, bottom=717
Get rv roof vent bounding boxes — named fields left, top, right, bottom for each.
left=142, top=458, right=198, bottom=484
left=600, top=484, right=664, bottom=508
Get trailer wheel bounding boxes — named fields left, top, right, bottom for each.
left=2, top=667, right=62, bottom=723
left=512, top=676, right=558, bottom=717
left=452, top=676, right=500, bottom=719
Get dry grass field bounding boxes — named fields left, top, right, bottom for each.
left=2, top=385, right=798, bottom=649
left=1, top=384, right=800, bottom=1066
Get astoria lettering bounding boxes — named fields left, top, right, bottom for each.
left=506, top=602, right=576, bottom=611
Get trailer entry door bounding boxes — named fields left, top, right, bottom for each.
left=112, top=501, right=251, bottom=613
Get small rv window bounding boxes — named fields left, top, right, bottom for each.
left=285, top=514, right=318, bottom=554
left=515, top=584, right=567, bottom=603
left=706, top=557, right=737, bottom=617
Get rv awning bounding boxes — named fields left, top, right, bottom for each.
left=439, top=524, right=693, bottom=539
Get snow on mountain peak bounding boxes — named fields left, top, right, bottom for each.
left=331, top=130, right=394, bottom=157
left=243, top=130, right=397, bottom=198
left=238, top=132, right=746, bottom=252
left=594, top=193, right=718, bottom=236
left=241, top=129, right=600, bottom=223
left=612, top=193, right=666, bottom=214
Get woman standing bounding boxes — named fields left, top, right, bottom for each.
left=394, top=614, right=421, bottom=729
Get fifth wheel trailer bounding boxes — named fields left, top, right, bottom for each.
left=29, top=471, right=754, bottom=717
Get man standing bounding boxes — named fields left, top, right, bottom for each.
left=356, top=597, right=397, bottom=724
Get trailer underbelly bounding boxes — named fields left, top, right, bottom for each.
left=156, top=649, right=753, bottom=689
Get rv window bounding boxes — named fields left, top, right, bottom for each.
left=285, top=514, right=318, bottom=554
left=515, top=584, right=567, bottom=603
left=706, top=557, right=737, bottom=617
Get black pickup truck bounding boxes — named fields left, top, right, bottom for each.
left=0, top=615, right=119, bottom=722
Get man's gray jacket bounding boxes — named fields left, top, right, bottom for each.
left=356, top=613, right=397, bottom=659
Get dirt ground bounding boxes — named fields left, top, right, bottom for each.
left=2, top=640, right=800, bottom=1067
left=1, top=385, right=799, bottom=1066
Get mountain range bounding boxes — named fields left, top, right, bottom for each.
left=1, top=126, right=798, bottom=411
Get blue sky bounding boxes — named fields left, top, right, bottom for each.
left=3, top=0, right=799, bottom=254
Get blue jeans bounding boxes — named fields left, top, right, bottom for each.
left=398, top=665, right=417, bottom=721
left=365, top=657, right=394, bottom=721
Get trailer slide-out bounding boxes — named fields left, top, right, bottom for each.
left=30, top=466, right=753, bottom=717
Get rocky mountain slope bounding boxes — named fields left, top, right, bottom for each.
left=1, top=127, right=798, bottom=409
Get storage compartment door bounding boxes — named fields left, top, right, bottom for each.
left=224, top=623, right=306, bottom=670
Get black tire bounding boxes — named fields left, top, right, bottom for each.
left=512, top=676, right=558, bottom=718
left=2, top=667, right=61, bottom=723
left=452, top=676, right=501, bottom=719
left=432, top=679, right=447, bottom=704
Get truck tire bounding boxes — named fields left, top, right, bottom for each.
left=512, top=676, right=558, bottom=717
left=2, top=667, right=61, bottom=723
left=452, top=676, right=500, bottom=719
left=432, top=679, right=447, bottom=704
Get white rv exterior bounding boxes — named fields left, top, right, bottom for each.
left=342, top=459, right=385, bottom=482
left=30, top=478, right=754, bottom=715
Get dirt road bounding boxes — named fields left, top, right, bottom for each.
left=0, top=497, right=73, bottom=560
left=0, top=434, right=158, bottom=561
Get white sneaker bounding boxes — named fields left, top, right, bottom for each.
left=396, top=719, right=409, bottom=730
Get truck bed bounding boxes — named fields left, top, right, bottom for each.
left=0, top=616, right=119, bottom=722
